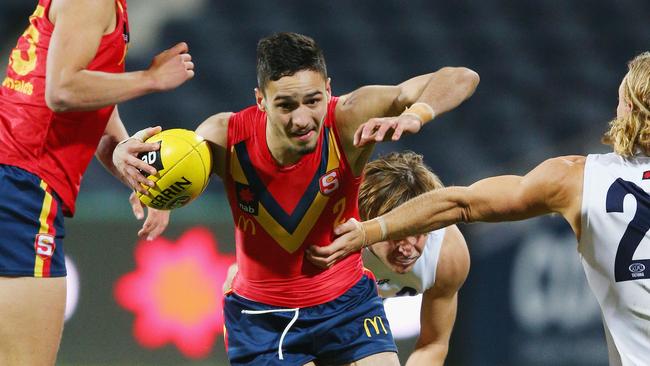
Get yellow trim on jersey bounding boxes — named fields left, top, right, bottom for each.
left=230, top=146, right=249, bottom=184
left=256, top=192, right=329, bottom=253
left=231, top=128, right=342, bottom=253
left=327, top=128, right=342, bottom=170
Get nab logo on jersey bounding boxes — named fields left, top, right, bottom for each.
left=319, top=169, right=340, bottom=196
left=236, top=182, right=259, bottom=215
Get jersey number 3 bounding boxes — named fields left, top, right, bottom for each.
left=606, top=178, right=650, bottom=282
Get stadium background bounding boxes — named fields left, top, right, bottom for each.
left=1, top=1, right=648, bottom=365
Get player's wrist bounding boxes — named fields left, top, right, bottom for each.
left=116, top=136, right=143, bottom=147
left=362, top=217, right=387, bottom=247
left=140, top=70, right=163, bottom=93
left=401, top=102, right=435, bottom=127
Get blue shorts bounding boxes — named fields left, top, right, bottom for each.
left=224, top=274, right=397, bottom=366
left=0, top=165, right=66, bottom=277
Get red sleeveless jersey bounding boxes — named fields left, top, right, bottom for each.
left=0, top=0, right=129, bottom=216
left=226, top=97, right=364, bottom=307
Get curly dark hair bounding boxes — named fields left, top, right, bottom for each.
left=256, top=32, right=327, bottom=92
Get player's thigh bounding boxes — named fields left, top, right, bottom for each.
left=345, top=351, right=399, bottom=366
left=0, top=276, right=66, bottom=366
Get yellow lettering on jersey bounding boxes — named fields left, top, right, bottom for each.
left=9, top=5, right=44, bottom=76
left=2, top=76, right=34, bottom=95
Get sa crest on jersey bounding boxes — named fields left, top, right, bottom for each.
left=319, top=169, right=340, bottom=196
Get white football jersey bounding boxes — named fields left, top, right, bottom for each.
left=362, top=229, right=445, bottom=298
left=580, top=153, right=650, bottom=366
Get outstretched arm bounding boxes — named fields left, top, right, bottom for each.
left=45, top=0, right=194, bottom=112
left=371, top=156, right=584, bottom=242
left=307, top=156, right=584, bottom=268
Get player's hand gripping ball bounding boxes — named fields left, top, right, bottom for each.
left=137, top=129, right=212, bottom=209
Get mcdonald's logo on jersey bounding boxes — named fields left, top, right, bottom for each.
left=237, top=216, right=256, bottom=235
left=363, top=316, right=388, bottom=337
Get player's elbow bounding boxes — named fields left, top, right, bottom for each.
left=45, top=85, right=77, bottom=113
left=442, top=66, right=480, bottom=94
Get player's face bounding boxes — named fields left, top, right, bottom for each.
left=617, top=80, right=632, bottom=119
left=371, top=234, right=428, bottom=274
left=257, top=70, right=331, bottom=159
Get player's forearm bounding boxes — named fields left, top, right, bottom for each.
left=400, top=67, right=479, bottom=122
left=363, top=187, right=469, bottom=243
left=95, top=108, right=130, bottom=185
left=96, top=133, right=123, bottom=180
left=45, top=70, right=157, bottom=112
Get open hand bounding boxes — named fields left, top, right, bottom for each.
left=129, top=192, right=170, bottom=241
left=305, top=218, right=366, bottom=269
left=353, top=114, right=422, bottom=147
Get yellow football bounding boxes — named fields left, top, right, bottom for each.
left=136, top=129, right=212, bottom=210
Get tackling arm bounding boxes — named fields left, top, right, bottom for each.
left=306, top=156, right=583, bottom=269
left=366, top=156, right=585, bottom=243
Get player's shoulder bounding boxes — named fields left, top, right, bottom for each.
left=195, top=112, right=233, bottom=146
left=533, top=155, right=586, bottom=182
left=540, top=155, right=587, bottom=170
left=49, top=0, right=116, bottom=24
left=200, top=112, right=233, bottom=131
left=429, top=226, right=469, bottom=296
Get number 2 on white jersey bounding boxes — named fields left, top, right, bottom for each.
left=606, top=178, right=650, bottom=282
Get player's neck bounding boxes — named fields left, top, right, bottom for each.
left=266, top=130, right=302, bottom=166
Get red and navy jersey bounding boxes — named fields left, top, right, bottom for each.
left=226, top=97, right=364, bottom=307
left=0, top=0, right=129, bottom=216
